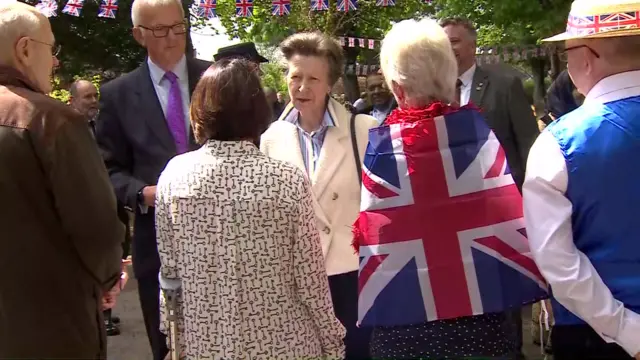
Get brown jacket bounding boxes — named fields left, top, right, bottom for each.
left=0, top=66, right=124, bottom=358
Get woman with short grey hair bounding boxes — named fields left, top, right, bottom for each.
left=355, top=18, right=515, bottom=359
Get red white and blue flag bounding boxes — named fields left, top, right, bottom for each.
left=36, top=0, right=58, bottom=18
left=376, top=0, right=395, bottom=7
left=337, top=0, right=357, bottom=12
left=62, top=0, right=84, bottom=17
left=311, top=0, right=328, bottom=11
left=97, top=0, right=118, bottom=18
left=353, top=105, right=548, bottom=326
left=272, top=0, right=290, bottom=16
left=235, top=0, right=253, bottom=17
left=197, top=0, right=217, bottom=19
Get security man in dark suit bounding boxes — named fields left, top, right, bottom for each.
left=441, top=17, right=540, bottom=360
left=95, top=0, right=211, bottom=358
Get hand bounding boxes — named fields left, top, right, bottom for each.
left=634, top=353, right=640, bottom=360
left=119, top=268, right=129, bottom=290
left=101, top=291, right=116, bottom=311
left=101, top=282, right=122, bottom=310
left=142, top=186, right=157, bottom=207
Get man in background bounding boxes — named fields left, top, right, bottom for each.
left=0, top=3, right=123, bottom=357
left=441, top=17, right=540, bottom=360
left=441, top=17, right=539, bottom=191
left=264, top=87, right=283, bottom=121
left=69, top=78, right=130, bottom=337
left=359, top=72, right=396, bottom=124
left=96, top=0, right=210, bottom=358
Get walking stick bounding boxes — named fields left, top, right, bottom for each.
left=164, top=288, right=180, bottom=360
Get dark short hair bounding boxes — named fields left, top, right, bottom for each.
left=439, top=17, right=477, bottom=41
left=190, top=58, right=271, bottom=144
left=279, top=31, right=345, bottom=86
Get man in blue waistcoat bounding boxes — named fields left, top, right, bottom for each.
left=523, top=1, right=640, bottom=359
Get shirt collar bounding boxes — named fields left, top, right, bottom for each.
left=458, top=63, right=477, bottom=88
left=584, top=70, right=640, bottom=104
left=147, top=55, right=188, bottom=85
left=283, top=107, right=335, bottom=133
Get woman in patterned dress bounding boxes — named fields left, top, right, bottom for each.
left=155, top=58, right=345, bottom=359
left=358, top=19, right=515, bottom=360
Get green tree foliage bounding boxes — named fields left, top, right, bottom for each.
left=20, top=0, right=145, bottom=80
left=435, top=0, right=571, bottom=46
left=211, top=0, right=434, bottom=100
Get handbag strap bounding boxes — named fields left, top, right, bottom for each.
left=350, top=112, right=363, bottom=184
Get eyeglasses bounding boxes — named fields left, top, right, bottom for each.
left=559, top=44, right=600, bottom=62
left=138, top=22, right=187, bottom=38
left=29, top=38, right=61, bottom=57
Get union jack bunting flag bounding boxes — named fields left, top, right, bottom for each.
left=272, top=0, right=290, bottom=16
left=235, top=0, right=253, bottom=17
left=310, top=0, right=328, bottom=11
left=62, top=0, right=84, bottom=17
left=97, top=0, right=118, bottom=18
left=354, top=106, right=548, bottom=326
left=197, top=0, right=217, bottom=19
left=567, top=11, right=640, bottom=37
left=36, top=0, right=58, bottom=18
left=337, top=0, right=356, bottom=12
left=376, top=0, right=394, bottom=7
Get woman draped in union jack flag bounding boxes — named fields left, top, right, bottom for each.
left=352, top=18, right=547, bottom=359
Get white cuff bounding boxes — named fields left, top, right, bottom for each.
left=159, top=273, right=181, bottom=291
left=616, top=309, right=640, bottom=356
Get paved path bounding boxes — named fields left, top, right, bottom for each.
left=107, top=265, right=549, bottom=360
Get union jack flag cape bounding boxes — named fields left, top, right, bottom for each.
left=353, top=103, right=548, bottom=326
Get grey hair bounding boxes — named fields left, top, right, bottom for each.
left=0, top=3, right=45, bottom=65
left=131, top=0, right=184, bottom=27
left=380, top=18, right=458, bottom=106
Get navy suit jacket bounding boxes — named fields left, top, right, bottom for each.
left=96, top=57, right=211, bottom=278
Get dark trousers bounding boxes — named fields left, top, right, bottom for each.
left=138, top=274, right=168, bottom=360
left=328, top=271, right=372, bottom=360
left=552, top=324, right=633, bottom=360
left=505, top=308, right=525, bottom=360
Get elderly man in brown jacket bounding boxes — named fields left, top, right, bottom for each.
left=0, top=3, right=124, bottom=358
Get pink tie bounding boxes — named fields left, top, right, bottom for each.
left=164, top=71, right=187, bottom=154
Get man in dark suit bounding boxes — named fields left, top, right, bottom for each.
left=441, top=17, right=539, bottom=192
left=95, top=0, right=210, bottom=358
left=441, top=17, right=539, bottom=360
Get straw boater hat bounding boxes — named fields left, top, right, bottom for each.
left=543, top=0, right=640, bottom=42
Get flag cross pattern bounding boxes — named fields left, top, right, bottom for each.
left=197, top=0, right=217, bottom=19
left=567, top=11, right=640, bottom=36
left=376, top=0, right=395, bottom=7
left=337, top=0, right=357, bottom=12
left=62, top=0, right=84, bottom=16
left=272, top=0, right=291, bottom=16
left=236, top=0, right=253, bottom=17
left=311, top=0, right=328, bottom=11
left=98, top=0, right=118, bottom=18
left=357, top=109, right=547, bottom=326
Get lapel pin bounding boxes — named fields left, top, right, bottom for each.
left=476, top=83, right=483, bottom=91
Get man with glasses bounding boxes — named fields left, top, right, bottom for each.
left=95, top=0, right=210, bottom=359
left=0, top=2, right=124, bottom=358
left=524, top=0, right=640, bottom=359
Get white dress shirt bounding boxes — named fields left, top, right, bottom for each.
left=458, top=63, right=476, bottom=106
left=147, top=55, right=190, bottom=129
left=523, top=70, right=640, bottom=356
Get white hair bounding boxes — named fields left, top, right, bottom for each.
left=0, top=3, right=45, bottom=64
left=131, top=0, right=184, bottom=27
left=380, top=18, right=458, bottom=106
